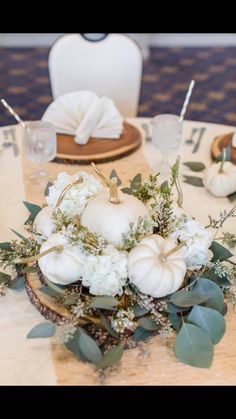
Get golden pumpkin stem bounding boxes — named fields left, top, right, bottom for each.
left=91, top=162, right=121, bottom=204
left=218, top=148, right=226, bottom=174
left=14, top=245, right=64, bottom=264
left=174, top=156, right=183, bottom=208
left=159, top=241, right=185, bottom=263
left=109, top=177, right=121, bottom=204
left=55, top=178, right=83, bottom=208
left=91, top=162, right=110, bottom=187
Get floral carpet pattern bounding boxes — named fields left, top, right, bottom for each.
left=1, top=46, right=236, bottom=126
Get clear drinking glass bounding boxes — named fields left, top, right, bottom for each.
left=152, top=114, right=183, bottom=176
left=24, top=121, right=57, bottom=180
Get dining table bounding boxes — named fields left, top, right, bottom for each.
left=0, top=117, right=235, bottom=385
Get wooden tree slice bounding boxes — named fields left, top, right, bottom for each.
left=211, top=132, right=236, bottom=164
left=54, top=122, right=142, bottom=164
left=25, top=273, right=72, bottom=324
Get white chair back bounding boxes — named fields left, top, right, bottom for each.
left=48, top=33, right=143, bottom=117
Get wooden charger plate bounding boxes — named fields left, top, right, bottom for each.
left=54, top=121, right=142, bottom=165
left=211, top=131, right=236, bottom=164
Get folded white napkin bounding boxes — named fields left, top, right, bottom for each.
left=42, top=91, right=124, bottom=145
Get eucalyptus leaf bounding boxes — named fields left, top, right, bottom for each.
left=0, top=242, right=13, bottom=251
left=160, top=180, right=170, bottom=193
left=133, top=304, right=150, bottom=317
left=138, top=317, right=159, bottom=331
left=167, top=302, right=191, bottom=314
left=130, top=173, right=142, bottom=190
left=120, top=187, right=134, bottom=195
left=203, top=268, right=231, bottom=287
left=210, top=241, right=233, bottom=262
left=0, top=272, right=11, bottom=284
left=168, top=313, right=182, bottom=331
left=89, top=296, right=118, bottom=309
left=10, top=229, right=29, bottom=242
left=193, top=277, right=224, bottom=312
left=23, top=201, right=42, bottom=217
left=96, top=345, right=123, bottom=369
left=8, top=275, right=25, bottom=291
left=100, top=313, right=119, bottom=338
left=44, top=181, right=53, bottom=197
left=43, top=277, right=66, bottom=295
left=65, top=330, right=87, bottom=362
left=183, top=161, right=206, bottom=172
left=39, top=285, right=62, bottom=298
left=221, top=303, right=228, bottom=316
left=78, top=332, right=102, bottom=364
left=110, top=170, right=122, bottom=186
left=133, top=326, right=151, bottom=342
left=183, top=175, right=204, bottom=187
left=170, top=290, right=207, bottom=307
left=187, top=305, right=226, bottom=344
left=27, top=322, right=56, bottom=339
left=174, top=322, right=214, bottom=368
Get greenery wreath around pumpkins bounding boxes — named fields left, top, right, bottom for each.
left=0, top=158, right=236, bottom=379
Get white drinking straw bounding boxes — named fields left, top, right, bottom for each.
left=0, top=98, right=30, bottom=132
left=179, top=80, right=195, bottom=123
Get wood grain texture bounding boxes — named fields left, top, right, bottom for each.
left=21, top=132, right=236, bottom=385
left=211, top=132, right=236, bottom=164
left=55, top=122, right=142, bottom=164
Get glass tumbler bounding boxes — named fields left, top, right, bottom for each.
left=24, top=121, right=57, bottom=180
left=152, top=114, right=183, bottom=176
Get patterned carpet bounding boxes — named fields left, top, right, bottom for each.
left=1, top=46, right=236, bottom=126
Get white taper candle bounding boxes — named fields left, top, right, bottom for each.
left=179, top=80, right=195, bottom=123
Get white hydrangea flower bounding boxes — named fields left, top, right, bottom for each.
left=170, top=217, right=213, bottom=269
left=81, top=245, right=128, bottom=296
left=46, top=171, right=103, bottom=216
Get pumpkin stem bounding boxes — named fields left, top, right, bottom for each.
left=14, top=245, right=64, bottom=264
left=109, top=177, right=121, bottom=204
left=174, top=156, right=183, bottom=208
left=91, top=162, right=110, bottom=187
left=55, top=178, right=83, bottom=208
left=91, top=162, right=121, bottom=204
left=159, top=241, right=185, bottom=262
left=218, top=148, right=226, bottom=174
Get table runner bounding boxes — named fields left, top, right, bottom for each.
left=1, top=118, right=236, bottom=384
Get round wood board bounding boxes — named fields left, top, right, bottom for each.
left=54, top=121, right=142, bottom=165
left=25, top=273, right=73, bottom=324
left=211, top=132, right=236, bottom=164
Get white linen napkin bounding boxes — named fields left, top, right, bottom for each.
left=42, top=91, right=124, bottom=145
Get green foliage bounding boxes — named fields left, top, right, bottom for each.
left=89, top=296, right=118, bottom=310
left=110, top=170, right=122, bottom=187
left=100, top=313, right=119, bottom=338
left=174, top=322, right=214, bottom=368
left=170, top=290, right=207, bottom=307
left=183, top=175, right=204, bottom=187
left=27, top=322, right=56, bottom=338
left=133, top=304, right=150, bottom=317
left=0, top=242, right=13, bottom=251
left=193, top=278, right=224, bottom=312
left=183, top=161, right=206, bottom=172
left=210, top=241, right=233, bottom=262
left=78, top=331, right=102, bottom=365
left=96, top=345, right=123, bottom=369
left=168, top=313, right=182, bottom=331
left=65, top=330, right=87, bottom=362
left=187, top=305, right=226, bottom=344
left=44, top=181, right=53, bottom=197
left=23, top=201, right=42, bottom=224
left=138, top=317, right=159, bottom=331
left=8, top=275, right=25, bottom=290
left=0, top=271, right=11, bottom=284
left=133, top=326, right=151, bottom=342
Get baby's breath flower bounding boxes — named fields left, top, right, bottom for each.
left=71, top=301, right=86, bottom=318
left=56, top=319, right=77, bottom=344
left=111, top=308, right=135, bottom=334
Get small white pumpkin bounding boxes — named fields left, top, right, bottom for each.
left=38, top=233, right=84, bottom=285
left=128, top=234, right=187, bottom=298
left=203, top=157, right=236, bottom=198
left=34, top=206, right=56, bottom=239
left=81, top=177, right=149, bottom=246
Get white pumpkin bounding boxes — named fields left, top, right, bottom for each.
left=38, top=233, right=84, bottom=285
left=34, top=206, right=56, bottom=239
left=81, top=184, right=149, bottom=246
left=128, top=234, right=187, bottom=298
left=203, top=161, right=236, bottom=197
